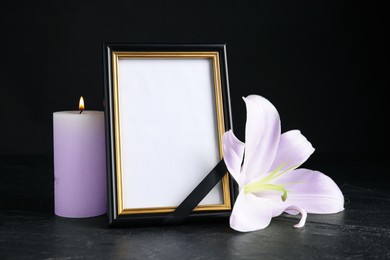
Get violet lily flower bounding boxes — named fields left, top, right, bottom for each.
left=223, top=95, right=344, bottom=232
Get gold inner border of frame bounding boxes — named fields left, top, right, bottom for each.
left=111, top=51, right=231, bottom=215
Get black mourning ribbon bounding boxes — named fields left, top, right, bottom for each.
left=163, top=159, right=228, bottom=225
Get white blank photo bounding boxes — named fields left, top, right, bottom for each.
left=117, top=58, right=223, bottom=210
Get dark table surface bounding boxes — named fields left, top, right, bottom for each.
left=1, top=154, right=389, bottom=259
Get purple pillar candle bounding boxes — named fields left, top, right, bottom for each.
left=53, top=97, right=106, bottom=218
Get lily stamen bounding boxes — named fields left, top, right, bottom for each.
left=243, top=162, right=301, bottom=201
left=244, top=183, right=288, bottom=201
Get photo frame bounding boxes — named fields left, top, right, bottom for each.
left=103, top=44, right=236, bottom=226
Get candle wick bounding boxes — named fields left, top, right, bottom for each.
left=79, top=110, right=83, bottom=114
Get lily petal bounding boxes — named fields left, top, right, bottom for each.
left=230, top=192, right=274, bottom=232
left=222, top=130, right=245, bottom=185
left=242, top=95, right=281, bottom=181
left=270, top=130, right=315, bottom=172
left=275, top=168, right=344, bottom=214
left=286, top=206, right=307, bottom=228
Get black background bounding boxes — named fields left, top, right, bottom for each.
left=0, top=0, right=387, bottom=157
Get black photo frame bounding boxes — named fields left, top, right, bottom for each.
left=103, top=44, right=236, bottom=227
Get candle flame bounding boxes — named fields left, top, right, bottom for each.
left=79, top=96, right=85, bottom=111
